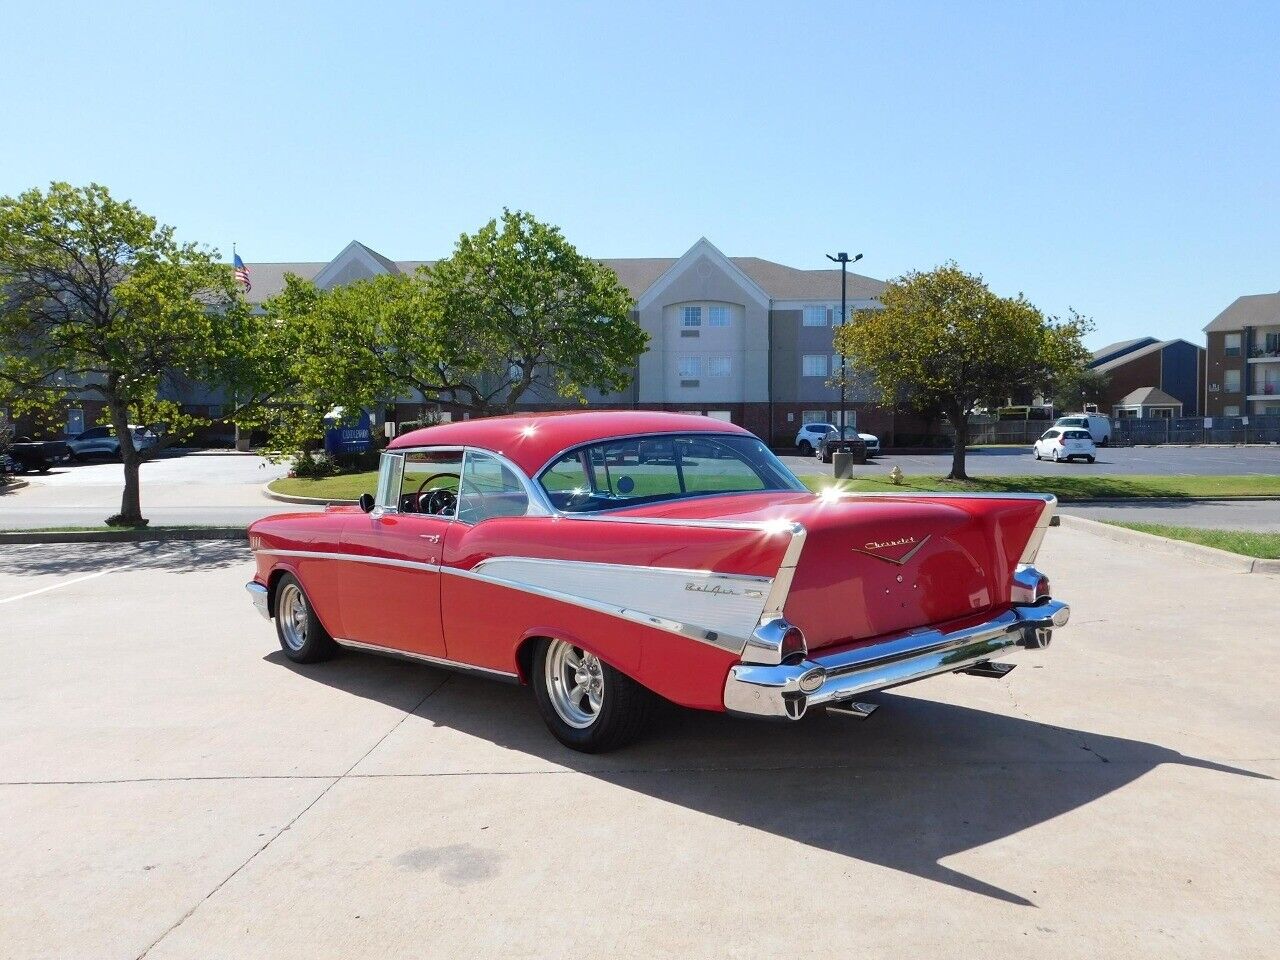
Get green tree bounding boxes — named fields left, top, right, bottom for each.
left=835, top=263, right=1091, bottom=479
left=1047, top=361, right=1110, bottom=413
left=264, top=210, right=646, bottom=451
left=0, top=182, right=287, bottom=525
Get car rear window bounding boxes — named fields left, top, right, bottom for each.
left=540, top=433, right=806, bottom=512
left=1064, top=430, right=1092, bottom=439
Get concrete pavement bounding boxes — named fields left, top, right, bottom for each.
left=0, top=454, right=319, bottom=529
left=1062, top=498, right=1280, bottom=531
left=0, top=528, right=1276, bottom=959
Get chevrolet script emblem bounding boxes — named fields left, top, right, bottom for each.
left=852, top=534, right=931, bottom=566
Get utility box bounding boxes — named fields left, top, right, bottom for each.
left=832, top=439, right=866, bottom=477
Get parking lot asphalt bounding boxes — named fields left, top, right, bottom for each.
left=1, top=530, right=1276, bottom=959
left=780, top=444, right=1280, bottom=478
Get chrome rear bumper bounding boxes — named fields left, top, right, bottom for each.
left=245, top=581, right=270, bottom=619
left=723, top=600, right=1070, bottom=720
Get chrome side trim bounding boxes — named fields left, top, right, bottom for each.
left=440, top=563, right=747, bottom=654
left=254, top=546, right=764, bottom=655
left=1018, top=496, right=1058, bottom=564
left=245, top=581, right=270, bottom=619
left=334, top=637, right=519, bottom=681
left=738, top=522, right=809, bottom=665
left=724, top=599, right=1071, bottom=720
left=470, top=556, right=773, bottom=649
left=253, top=548, right=439, bottom=573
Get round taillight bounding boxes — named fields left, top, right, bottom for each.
left=780, top=626, right=807, bottom=664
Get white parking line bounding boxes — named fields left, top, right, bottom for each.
left=0, top=569, right=120, bottom=605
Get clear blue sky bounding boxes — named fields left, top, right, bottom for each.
left=3, top=1, right=1276, bottom=348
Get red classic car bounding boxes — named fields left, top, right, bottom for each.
left=247, top=411, right=1069, bottom=752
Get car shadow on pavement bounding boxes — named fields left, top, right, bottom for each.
left=0, top=540, right=249, bottom=577
left=267, top=649, right=1271, bottom=907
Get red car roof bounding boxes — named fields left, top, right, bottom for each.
left=388, top=410, right=753, bottom=475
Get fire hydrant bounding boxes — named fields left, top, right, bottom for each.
left=889, top=465, right=905, bottom=485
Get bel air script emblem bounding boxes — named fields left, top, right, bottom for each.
left=852, top=534, right=931, bottom=566
left=685, top=582, right=765, bottom=599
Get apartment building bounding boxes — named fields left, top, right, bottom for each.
left=1087, top=337, right=1204, bottom=417
left=240, top=238, right=897, bottom=444
left=1202, top=291, right=1280, bottom=417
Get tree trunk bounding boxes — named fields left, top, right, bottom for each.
left=105, top=399, right=147, bottom=526
left=947, top=407, right=969, bottom=481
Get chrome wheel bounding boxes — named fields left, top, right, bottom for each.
left=278, top=582, right=309, bottom=652
left=544, top=639, right=604, bottom=729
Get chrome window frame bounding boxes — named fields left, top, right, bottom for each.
left=532, top=430, right=807, bottom=516
left=375, top=445, right=553, bottom=522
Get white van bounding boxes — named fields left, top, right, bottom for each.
left=1053, top=413, right=1111, bottom=446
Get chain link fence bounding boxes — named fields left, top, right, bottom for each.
left=966, top=415, right=1280, bottom=446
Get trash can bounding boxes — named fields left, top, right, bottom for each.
left=833, top=451, right=854, bottom=478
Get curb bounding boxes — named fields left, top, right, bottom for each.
left=0, top=527, right=248, bottom=545
left=1057, top=514, right=1280, bottom=576
left=1061, top=495, right=1280, bottom=505
left=263, top=483, right=355, bottom=505
left=0, top=479, right=31, bottom=493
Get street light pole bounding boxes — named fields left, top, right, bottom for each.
left=825, top=251, right=863, bottom=434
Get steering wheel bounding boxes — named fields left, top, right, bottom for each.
left=413, top=473, right=459, bottom=516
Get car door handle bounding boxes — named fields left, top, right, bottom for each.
left=420, top=534, right=441, bottom=543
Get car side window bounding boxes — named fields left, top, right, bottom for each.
left=375, top=452, right=404, bottom=509
left=399, top=450, right=463, bottom=516
left=457, top=451, right=529, bottom=524
left=1041, top=429, right=1058, bottom=440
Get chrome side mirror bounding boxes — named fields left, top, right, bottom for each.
left=358, top=493, right=376, bottom=513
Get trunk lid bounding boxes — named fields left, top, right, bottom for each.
left=610, top=491, right=1049, bottom=651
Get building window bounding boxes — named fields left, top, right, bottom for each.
left=802, top=305, right=827, bottom=327
left=677, top=356, right=701, bottom=378
left=1266, top=332, right=1280, bottom=353
left=831, top=354, right=845, bottom=373
left=681, top=306, right=702, bottom=328
left=801, top=410, right=828, bottom=424
left=1224, top=333, right=1241, bottom=357
left=708, top=305, right=730, bottom=327
left=1224, top=369, right=1241, bottom=393
left=707, top=356, right=731, bottom=377
left=802, top=355, right=828, bottom=377
left=1223, top=405, right=1240, bottom=417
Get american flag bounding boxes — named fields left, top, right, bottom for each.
left=233, top=252, right=252, bottom=292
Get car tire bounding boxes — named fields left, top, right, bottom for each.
left=797, top=441, right=812, bottom=457
left=1086, top=456, right=1096, bottom=464
left=273, top=573, right=337, bottom=664
left=532, top=638, right=653, bottom=753
left=1051, top=449, right=1060, bottom=462
left=1033, top=450, right=1041, bottom=460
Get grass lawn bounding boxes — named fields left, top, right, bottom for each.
left=270, top=472, right=379, bottom=500
left=272, top=469, right=1280, bottom=503
left=799, top=473, right=1280, bottom=501
left=1103, top=522, right=1280, bottom=559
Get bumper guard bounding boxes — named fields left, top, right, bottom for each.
left=724, top=600, right=1069, bottom=720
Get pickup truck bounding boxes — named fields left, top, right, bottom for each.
left=9, top=437, right=73, bottom=473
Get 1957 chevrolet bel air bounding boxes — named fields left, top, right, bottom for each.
left=247, top=411, right=1069, bottom=752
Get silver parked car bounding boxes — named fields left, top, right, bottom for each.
left=66, top=425, right=160, bottom=460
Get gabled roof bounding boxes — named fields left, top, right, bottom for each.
left=1116, top=386, right=1182, bottom=407
left=1204, top=292, right=1280, bottom=332
left=1091, top=338, right=1203, bottom=374
left=1089, top=337, right=1157, bottom=367
left=238, top=239, right=886, bottom=306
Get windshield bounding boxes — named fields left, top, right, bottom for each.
left=539, top=433, right=806, bottom=513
